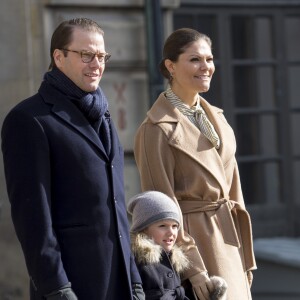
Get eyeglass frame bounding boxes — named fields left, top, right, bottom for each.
left=60, top=49, right=111, bottom=64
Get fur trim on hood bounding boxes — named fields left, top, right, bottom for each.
left=131, top=233, right=190, bottom=274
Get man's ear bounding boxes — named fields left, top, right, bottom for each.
left=53, top=49, right=64, bottom=68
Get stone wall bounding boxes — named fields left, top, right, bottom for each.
left=0, top=0, right=44, bottom=298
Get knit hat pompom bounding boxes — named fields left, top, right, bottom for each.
left=127, top=191, right=180, bottom=233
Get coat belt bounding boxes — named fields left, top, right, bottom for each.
left=178, top=198, right=256, bottom=270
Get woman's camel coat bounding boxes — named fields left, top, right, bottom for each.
left=134, top=92, right=257, bottom=300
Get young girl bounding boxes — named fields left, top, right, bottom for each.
left=127, top=191, right=227, bottom=300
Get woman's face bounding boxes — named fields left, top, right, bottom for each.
left=144, top=219, right=179, bottom=252
left=167, top=39, right=215, bottom=96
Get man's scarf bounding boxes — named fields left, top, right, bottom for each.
left=44, top=67, right=111, bottom=154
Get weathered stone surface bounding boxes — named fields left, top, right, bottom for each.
left=0, top=0, right=43, bottom=298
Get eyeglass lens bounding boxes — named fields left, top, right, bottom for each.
left=81, top=52, right=110, bottom=63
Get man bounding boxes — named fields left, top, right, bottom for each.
left=1, top=18, right=144, bottom=300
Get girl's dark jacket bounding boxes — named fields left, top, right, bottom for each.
left=132, top=233, right=190, bottom=300
left=1, top=80, right=141, bottom=299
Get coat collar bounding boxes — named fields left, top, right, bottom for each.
left=39, top=81, right=116, bottom=161
left=147, top=92, right=236, bottom=196
left=131, top=233, right=190, bottom=274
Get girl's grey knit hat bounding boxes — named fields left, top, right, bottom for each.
left=127, top=191, right=180, bottom=233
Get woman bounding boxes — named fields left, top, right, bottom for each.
left=134, top=28, right=257, bottom=300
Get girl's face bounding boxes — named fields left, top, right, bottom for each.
left=144, top=219, right=179, bottom=252
left=166, top=38, right=215, bottom=101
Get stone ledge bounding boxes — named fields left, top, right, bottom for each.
left=254, top=237, right=300, bottom=268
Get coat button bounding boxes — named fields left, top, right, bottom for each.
left=167, top=272, right=173, bottom=278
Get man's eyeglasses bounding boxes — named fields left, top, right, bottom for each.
left=61, top=49, right=111, bottom=64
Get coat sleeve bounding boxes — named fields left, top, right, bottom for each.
left=130, top=252, right=142, bottom=284
left=228, top=159, right=246, bottom=209
left=229, top=159, right=257, bottom=271
left=1, top=109, right=68, bottom=295
left=134, top=122, right=207, bottom=279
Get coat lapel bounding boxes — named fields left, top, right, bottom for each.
left=39, top=81, right=109, bottom=159
left=200, top=96, right=237, bottom=162
left=148, top=93, right=234, bottom=194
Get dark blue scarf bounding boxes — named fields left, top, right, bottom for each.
left=44, top=68, right=111, bottom=155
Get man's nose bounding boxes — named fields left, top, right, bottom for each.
left=90, top=55, right=103, bottom=67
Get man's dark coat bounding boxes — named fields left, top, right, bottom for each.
left=1, top=80, right=141, bottom=299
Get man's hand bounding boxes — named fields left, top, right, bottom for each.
left=45, top=284, right=78, bottom=300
